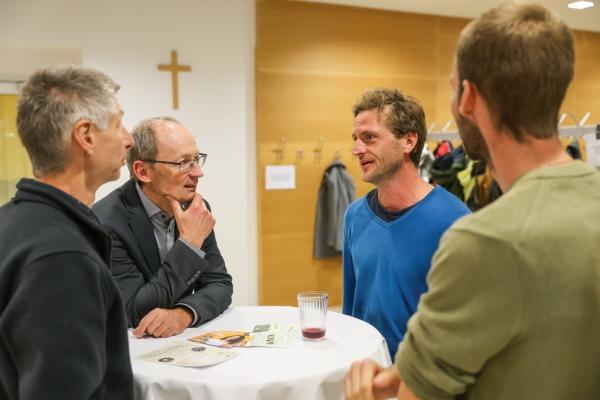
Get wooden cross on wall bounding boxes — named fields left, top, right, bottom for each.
left=158, top=50, right=191, bottom=110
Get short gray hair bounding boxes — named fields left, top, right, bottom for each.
left=17, top=65, right=121, bottom=176
left=127, top=116, right=180, bottom=180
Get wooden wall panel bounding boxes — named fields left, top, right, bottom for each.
left=258, top=1, right=437, bottom=78
left=258, top=71, right=437, bottom=143
left=435, top=18, right=469, bottom=127
left=257, top=0, right=600, bottom=307
left=572, top=31, right=600, bottom=122
left=0, top=95, right=31, bottom=204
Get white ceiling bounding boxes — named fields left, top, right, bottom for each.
left=301, top=0, right=600, bottom=32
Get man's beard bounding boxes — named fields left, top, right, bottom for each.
left=455, top=112, right=491, bottom=163
left=366, top=158, right=402, bottom=186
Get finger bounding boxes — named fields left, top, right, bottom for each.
left=132, top=324, right=142, bottom=338
left=159, top=328, right=172, bottom=338
left=349, top=361, right=361, bottom=397
left=344, top=367, right=355, bottom=399
left=133, top=314, right=152, bottom=337
left=373, top=366, right=402, bottom=400
left=349, top=360, right=370, bottom=400
left=161, top=324, right=181, bottom=338
left=372, top=366, right=398, bottom=388
left=146, top=314, right=167, bottom=337
left=192, top=193, right=206, bottom=210
left=132, top=326, right=145, bottom=338
left=359, top=360, right=377, bottom=400
left=166, top=195, right=183, bottom=220
left=134, top=311, right=158, bottom=338
left=153, top=320, right=173, bottom=338
left=143, top=309, right=166, bottom=336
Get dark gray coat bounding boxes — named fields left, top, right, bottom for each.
left=0, top=179, right=133, bottom=399
left=314, top=160, right=355, bottom=259
left=92, top=179, right=232, bottom=327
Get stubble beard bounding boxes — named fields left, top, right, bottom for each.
left=455, top=113, right=491, bottom=163
left=364, top=158, right=403, bottom=187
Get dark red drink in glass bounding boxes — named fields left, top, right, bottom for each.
left=298, top=291, right=328, bottom=340
left=302, top=327, right=325, bottom=339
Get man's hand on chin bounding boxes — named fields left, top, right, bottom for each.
left=133, top=307, right=193, bottom=338
left=167, top=193, right=215, bottom=249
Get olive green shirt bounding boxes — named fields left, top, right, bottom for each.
left=396, top=161, right=600, bottom=400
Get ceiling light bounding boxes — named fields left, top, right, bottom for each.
left=567, top=1, right=594, bottom=9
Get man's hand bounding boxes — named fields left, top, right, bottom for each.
left=168, top=194, right=215, bottom=249
left=345, top=359, right=401, bottom=400
left=132, top=307, right=193, bottom=338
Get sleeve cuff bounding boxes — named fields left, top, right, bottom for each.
left=175, top=303, right=199, bottom=326
left=179, top=238, right=206, bottom=259
left=396, top=336, right=465, bottom=400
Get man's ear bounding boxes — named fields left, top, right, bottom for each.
left=458, top=79, right=478, bottom=122
left=132, top=160, right=152, bottom=183
left=402, top=131, right=418, bottom=154
left=72, top=119, right=94, bottom=155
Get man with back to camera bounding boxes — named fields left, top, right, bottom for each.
left=0, top=66, right=134, bottom=399
left=93, top=117, right=233, bottom=338
left=343, top=88, right=470, bottom=359
left=345, top=3, right=600, bottom=399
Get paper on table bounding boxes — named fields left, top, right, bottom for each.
left=188, top=331, right=252, bottom=348
left=139, top=341, right=239, bottom=367
left=188, top=324, right=299, bottom=349
left=247, top=324, right=298, bottom=348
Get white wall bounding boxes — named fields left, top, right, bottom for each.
left=0, top=0, right=258, bottom=306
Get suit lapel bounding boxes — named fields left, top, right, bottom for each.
left=122, top=181, right=163, bottom=276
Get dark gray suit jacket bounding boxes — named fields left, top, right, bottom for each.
left=93, top=179, right=233, bottom=327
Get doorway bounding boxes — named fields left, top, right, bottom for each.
left=0, top=87, right=31, bottom=204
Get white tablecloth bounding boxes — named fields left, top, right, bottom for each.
left=129, top=306, right=391, bottom=400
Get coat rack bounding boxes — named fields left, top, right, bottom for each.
left=427, top=112, right=597, bottom=141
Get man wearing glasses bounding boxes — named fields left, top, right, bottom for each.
left=94, top=116, right=233, bottom=338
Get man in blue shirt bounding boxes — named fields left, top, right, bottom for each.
left=343, top=88, right=469, bottom=358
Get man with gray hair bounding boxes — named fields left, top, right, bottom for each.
left=346, top=3, right=600, bottom=399
left=0, top=66, right=134, bottom=399
left=93, top=117, right=232, bottom=338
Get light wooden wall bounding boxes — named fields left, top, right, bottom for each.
left=566, top=30, right=600, bottom=123
left=256, top=0, right=600, bottom=306
left=0, top=95, right=31, bottom=204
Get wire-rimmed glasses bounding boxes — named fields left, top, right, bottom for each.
left=142, top=152, right=207, bottom=173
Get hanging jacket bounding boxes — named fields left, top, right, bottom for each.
left=314, top=160, right=355, bottom=259
left=430, top=145, right=466, bottom=200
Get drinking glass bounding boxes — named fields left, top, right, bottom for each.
left=297, top=291, right=328, bottom=340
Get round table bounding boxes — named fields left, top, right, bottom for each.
left=129, top=306, right=391, bottom=400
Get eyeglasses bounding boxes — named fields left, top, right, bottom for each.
left=142, top=152, right=207, bottom=173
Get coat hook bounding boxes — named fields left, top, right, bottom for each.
left=441, top=120, right=454, bottom=132
left=566, top=112, right=579, bottom=125
left=295, top=149, right=304, bottom=164
left=314, top=137, right=325, bottom=163
left=272, top=138, right=286, bottom=163
left=333, top=149, right=341, bottom=161
left=579, top=111, right=590, bottom=126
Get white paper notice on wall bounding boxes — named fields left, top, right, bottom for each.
left=265, top=165, right=296, bottom=190
left=584, top=132, right=600, bottom=168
